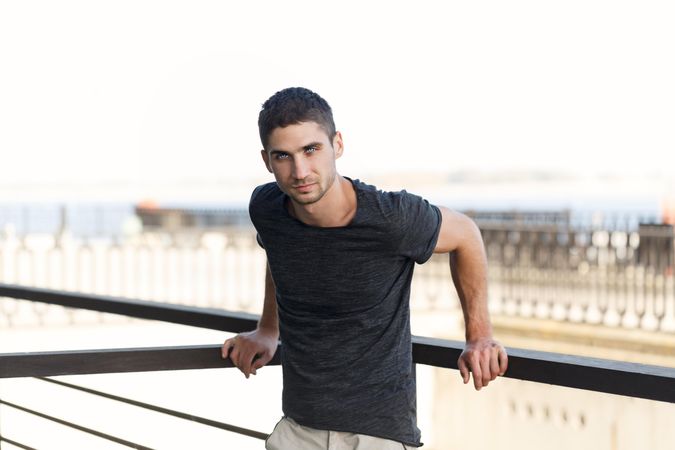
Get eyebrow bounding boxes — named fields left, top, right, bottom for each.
left=302, top=142, right=323, bottom=150
left=270, top=142, right=323, bottom=155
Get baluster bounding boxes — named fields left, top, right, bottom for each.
left=504, top=231, right=520, bottom=316
left=202, top=232, right=223, bottom=308
left=622, top=265, right=640, bottom=328
left=151, top=236, right=165, bottom=302
left=243, top=233, right=259, bottom=312
left=234, top=233, right=253, bottom=311
left=29, top=236, right=51, bottom=325
left=604, top=262, right=621, bottom=327
left=585, top=231, right=606, bottom=324
left=136, top=244, right=152, bottom=301
left=604, top=231, right=626, bottom=326
left=641, top=267, right=659, bottom=330
left=165, top=237, right=180, bottom=304
left=222, top=233, right=237, bottom=310
left=653, top=272, right=666, bottom=330
left=106, top=238, right=123, bottom=298
left=661, top=269, right=675, bottom=332
left=488, top=245, right=504, bottom=316
left=193, top=238, right=209, bottom=307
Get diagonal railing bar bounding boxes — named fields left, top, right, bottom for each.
left=0, top=284, right=260, bottom=332
left=0, top=399, right=154, bottom=450
left=0, top=345, right=281, bottom=379
left=37, top=377, right=269, bottom=440
left=0, top=435, right=38, bottom=450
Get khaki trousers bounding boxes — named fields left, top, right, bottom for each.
left=265, top=417, right=414, bottom=450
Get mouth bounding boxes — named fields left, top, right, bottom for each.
left=293, top=182, right=316, bottom=193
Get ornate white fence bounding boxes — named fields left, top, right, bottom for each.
left=1, top=222, right=673, bottom=333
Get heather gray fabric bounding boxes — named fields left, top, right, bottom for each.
left=250, top=178, right=442, bottom=447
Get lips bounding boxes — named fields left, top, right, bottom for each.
left=294, top=183, right=316, bottom=193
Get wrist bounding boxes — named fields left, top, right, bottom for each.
left=465, top=324, right=493, bottom=342
left=257, top=322, right=279, bottom=336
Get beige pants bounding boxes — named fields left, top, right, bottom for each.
left=265, top=417, right=414, bottom=450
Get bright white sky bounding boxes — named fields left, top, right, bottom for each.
left=1, top=1, right=674, bottom=188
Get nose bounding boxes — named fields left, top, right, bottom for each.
left=292, top=156, right=310, bottom=180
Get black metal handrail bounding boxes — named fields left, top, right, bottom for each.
left=0, top=284, right=260, bottom=333
left=1, top=283, right=674, bottom=403
left=0, top=345, right=280, bottom=378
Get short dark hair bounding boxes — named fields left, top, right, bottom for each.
left=258, top=87, right=336, bottom=149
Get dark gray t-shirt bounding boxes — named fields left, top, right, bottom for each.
left=249, top=178, right=441, bottom=447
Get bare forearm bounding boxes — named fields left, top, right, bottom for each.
left=435, top=207, right=507, bottom=388
left=258, top=261, right=279, bottom=334
left=449, top=221, right=492, bottom=341
left=221, top=260, right=279, bottom=377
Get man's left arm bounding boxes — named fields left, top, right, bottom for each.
left=434, top=206, right=508, bottom=390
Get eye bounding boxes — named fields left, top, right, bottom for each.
left=305, top=146, right=317, bottom=154
left=274, top=153, right=289, bottom=160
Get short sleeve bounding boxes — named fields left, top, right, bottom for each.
left=249, top=185, right=267, bottom=250
left=255, top=233, right=265, bottom=249
left=248, top=185, right=266, bottom=223
left=395, top=191, right=442, bottom=264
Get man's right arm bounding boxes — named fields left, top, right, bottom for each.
left=221, top=260, right=279, bottom=378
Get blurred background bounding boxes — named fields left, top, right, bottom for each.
left=1, top=1, right=674, bottom=449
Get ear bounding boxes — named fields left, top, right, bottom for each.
left=333, top=131, right=344, bottom=160
left=260, top=149, right=273, bottom=173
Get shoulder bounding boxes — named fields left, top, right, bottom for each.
left=353, top=178, right=438, bottom=222
left=250, top=182, right=282, bottom=205
left=250, top=182, right=281, bottom=201
left=354, top=179, right=441, bottom=261
left=249, top=182, right=283, bottom=218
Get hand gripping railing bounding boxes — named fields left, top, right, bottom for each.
left=0, top=283, right=674, bottom=448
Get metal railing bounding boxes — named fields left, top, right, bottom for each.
left=481, top=222, right=675, bottom=332
left=1, top=284, right=674, bottom=449
left=2, top=223, right=674, bottom=332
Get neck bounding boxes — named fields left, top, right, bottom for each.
left=289, top=176, right=356, bottom=227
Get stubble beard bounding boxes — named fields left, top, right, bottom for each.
left=287, top=172, right=336, bottom=206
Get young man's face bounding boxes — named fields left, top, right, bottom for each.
left=261, top=121, right=343, bottom=206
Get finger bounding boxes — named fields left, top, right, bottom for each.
left=458, top=356, right=470, bottom=384
left=498, top=347, right=509, bottom=375
left=240, top=351, right=256, bottom=379
left=221, top=339, right=233, bottom=359
left=479, top=353, right=491, bottom=388
left=470, top=356, right=483, bottom=391
left=251, top=355, right=267, bottom=376
left=252, top=353, right=271, bottom=371
left=489, top=347, right=500, bottom=381
left=229, top=345, right=240, bottom=368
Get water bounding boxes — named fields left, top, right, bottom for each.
left=0, top=178, right=666, bottom=238
left=0, top=203, right=135, bottom=238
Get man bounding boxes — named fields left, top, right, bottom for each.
left=222, top=87, right=508, bottom=449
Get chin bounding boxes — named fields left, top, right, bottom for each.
left=292, top=188, right=328, bottom=205
left=291, top=194, right=322, bottom=205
